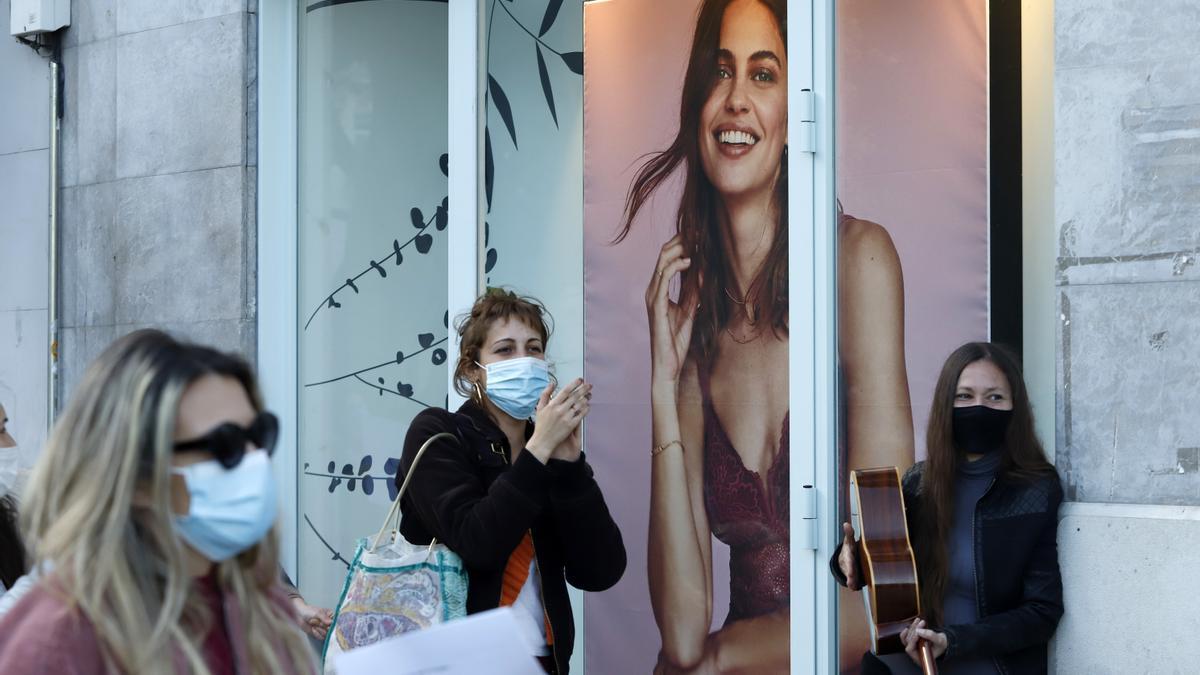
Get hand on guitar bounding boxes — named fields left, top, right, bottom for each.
left=901, top=618, right=948, bottom=665
left=837, top=522, right=863, bottom=591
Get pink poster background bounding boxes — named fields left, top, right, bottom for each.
left=583, top=2, right=987, bottom=672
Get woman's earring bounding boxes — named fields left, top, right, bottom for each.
left=473, top=380, right=485, bottom=402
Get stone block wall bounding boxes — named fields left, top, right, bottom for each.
left=1051, top=1, right=1200, bottom=671
left=57, top=0, right=258, bottom=399
left=1054, top=0, right=1200, bottom=505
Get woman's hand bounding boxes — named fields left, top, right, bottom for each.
left=901, top=618, right=948, bottom=665
left=290, top=597, right=334, bottom=641
left=647, top=235, right=698, bottom=396
left=528, top=378, right=591, bottom=463
left=838, top=522, right=862, bottom=590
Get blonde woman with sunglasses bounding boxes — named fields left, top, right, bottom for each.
left=0, top=330, right=315, bottom=674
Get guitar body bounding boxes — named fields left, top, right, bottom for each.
left=850, top=467, right=937, bottom=675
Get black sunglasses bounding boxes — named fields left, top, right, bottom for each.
left=173, top=411, right=279, bottom=469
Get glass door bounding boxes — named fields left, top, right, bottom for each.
left=295, top=0, right=451, bottom=608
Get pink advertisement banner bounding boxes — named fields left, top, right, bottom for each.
left=583, top=1, right=987, bottom=672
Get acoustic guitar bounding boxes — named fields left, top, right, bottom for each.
left=849, top=467, right=937, bottom=675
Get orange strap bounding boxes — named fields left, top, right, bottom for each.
left=499, top=531, right=554, bottom=646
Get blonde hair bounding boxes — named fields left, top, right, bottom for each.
left=21, top=330, right=314, bottom=674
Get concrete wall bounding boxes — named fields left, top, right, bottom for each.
left=57, top=0, right=258, bottom=399
left=1051, top=0, right=1200, bottom=670
left=0, top=0, right=51, bottom=476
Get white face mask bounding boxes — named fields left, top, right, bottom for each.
left=0, top=445, right=19, bottom=500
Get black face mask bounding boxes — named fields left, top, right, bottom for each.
left=952, top=405, right=1013, bottom=455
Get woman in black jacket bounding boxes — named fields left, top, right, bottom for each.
left=834, top=342, right=1063, bottom=674
left=397, top=289, right=626, bottom=675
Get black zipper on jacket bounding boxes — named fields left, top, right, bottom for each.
left=973, top=478, right=1006, bottom=675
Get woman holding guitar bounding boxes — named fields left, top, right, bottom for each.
left=833, top=342, right=1064, bottom=674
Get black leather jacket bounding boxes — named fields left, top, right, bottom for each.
left=398, top=400, right=627, bottom=674
left=833, top=462, right=1064, bottom=674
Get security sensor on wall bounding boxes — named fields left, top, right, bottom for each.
left=10, top=0, right=70, bottom=37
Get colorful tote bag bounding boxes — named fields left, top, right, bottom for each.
left=321, top=432, right=469, bottom=673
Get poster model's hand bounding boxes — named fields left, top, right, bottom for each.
left=647, top=235, right=698, bottom=395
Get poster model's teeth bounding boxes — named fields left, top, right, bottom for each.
left=718, top=130, right=758, bottom=145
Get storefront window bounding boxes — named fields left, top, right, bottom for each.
left=296, top=0, right=450, bottom=608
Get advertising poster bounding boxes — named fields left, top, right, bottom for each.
left=583, top=1, right=988, bottom=672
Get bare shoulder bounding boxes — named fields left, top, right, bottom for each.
left=838, top=216, right=901, bottom=266
left=0, top=577, right=103, bottom=673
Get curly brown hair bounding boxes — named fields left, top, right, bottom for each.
left=452, top=288, right=554, bottom=405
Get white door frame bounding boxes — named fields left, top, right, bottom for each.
left=787, top=0, right=839, bottom=672
left=257, top=0, right=300, bottom=581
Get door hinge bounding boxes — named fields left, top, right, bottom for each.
left=796, top=89, right=816, bottom=154
left=797, top=483, right=818, bottom=549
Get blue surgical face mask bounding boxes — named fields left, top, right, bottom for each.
left=478, top=357, right=551, bottom=421
left=171, top=449, right=278, bottom=562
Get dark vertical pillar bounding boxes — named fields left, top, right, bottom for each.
left=990, top=0, right=1024, bottom=360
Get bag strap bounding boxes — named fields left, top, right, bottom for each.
left=370, top=431, right=459, bottom=552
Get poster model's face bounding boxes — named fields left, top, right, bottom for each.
left=699, top=0, right=788, bottom=202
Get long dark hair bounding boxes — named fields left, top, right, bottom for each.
left=914, top=342, right=1054, bottom=624
left=613, top=0, right=788, bottom=365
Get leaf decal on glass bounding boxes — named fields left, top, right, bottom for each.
left=411, top=207, right=425, bottom=229
left=432, top=349, right=447, bottom=366
left=418, top=333, right=435, bottom=348
left=435, top=204, right=448, bottom=231
left=559, top=51, right=583, bottom=75
left=486, top=248, right=498, bottom=273
left=345, top=278, right=359, bottom=293
left=415, top=230, right=434, bottom=252
left=358, top=455, right=372, bottom=474
left=487, top=75, right=518, bottom=150
left=397, top=382, right=414, bottom=397
left=484, top=127, right=494, bottom=212
left=393, top=240, right=403, bottom=266
left=369, top=260, right=387, bottom=278
left=536, top=45, right=558, bottom=128
left=538, top=0, right=563, bottom=38
left=439, top=153, right=449, bottom=177
left=415, top=233, right=433, bottom=254
left=395, top=351, right=405, bottom=364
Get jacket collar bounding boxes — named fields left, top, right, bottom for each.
left=454, top=398, right=534, bottom=445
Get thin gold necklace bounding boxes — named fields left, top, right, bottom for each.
left=725, top=286, right=748, bottom=305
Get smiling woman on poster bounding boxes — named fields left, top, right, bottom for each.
left=614, top=0, right=913, bottom=671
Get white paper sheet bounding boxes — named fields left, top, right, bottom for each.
left=333, top=607, right=546, bottom=675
